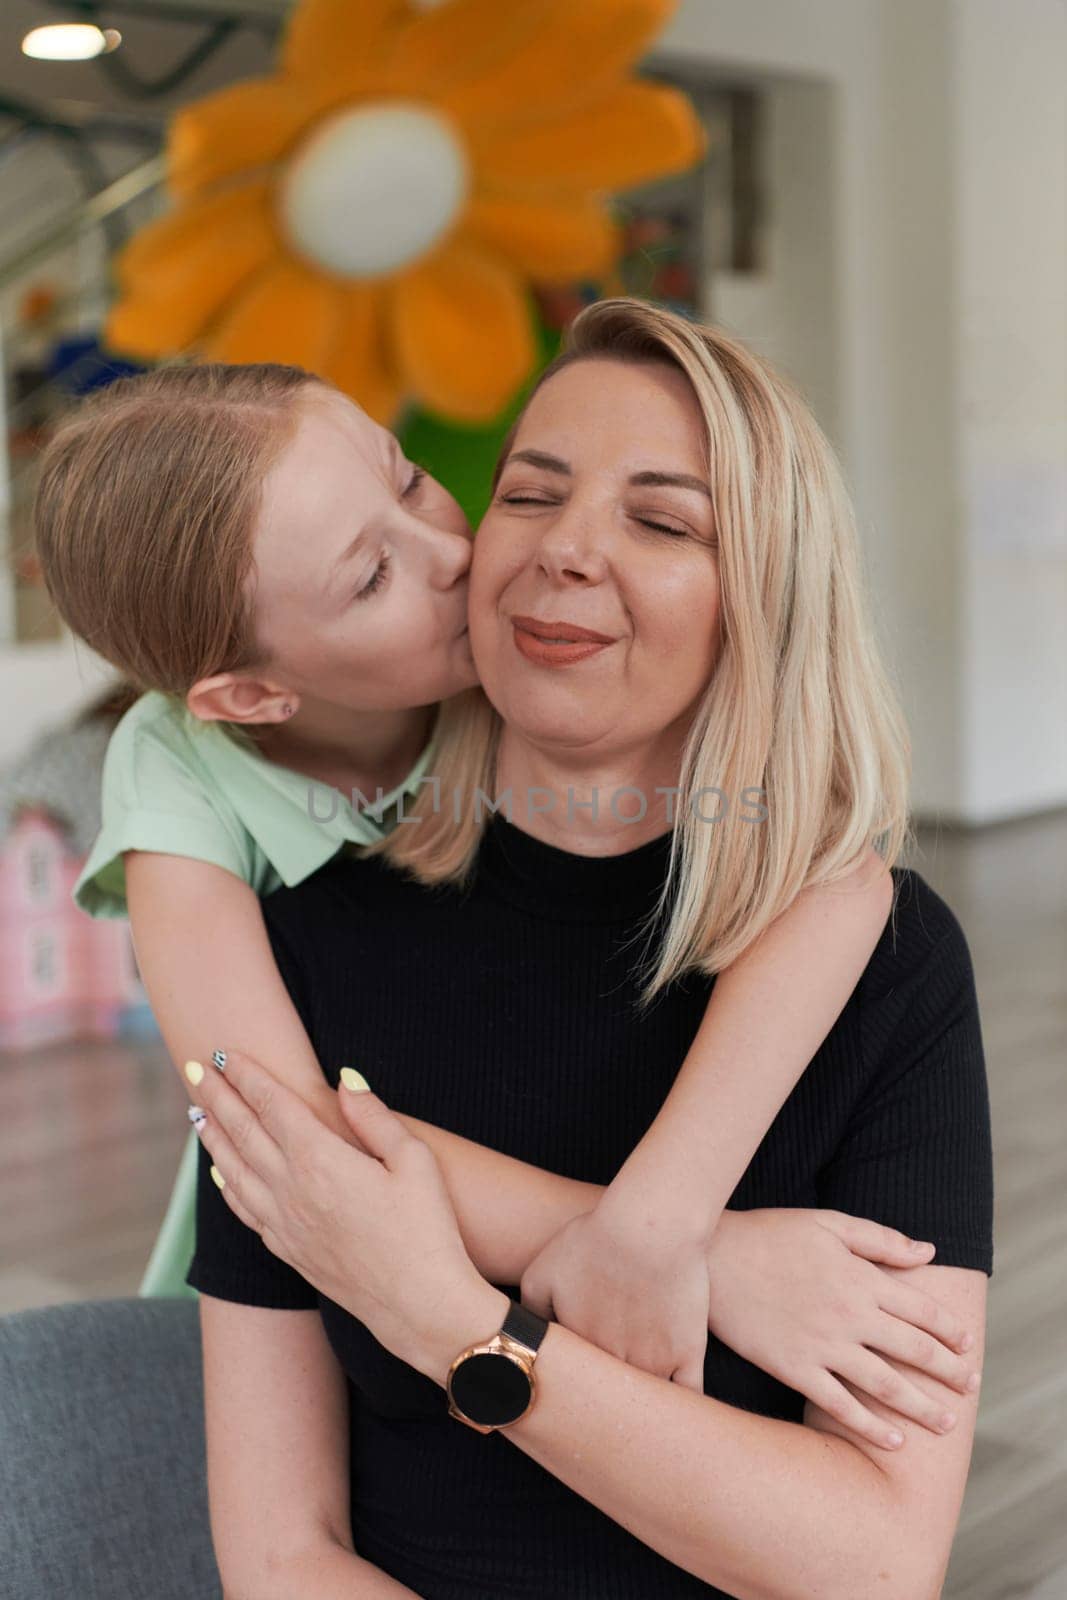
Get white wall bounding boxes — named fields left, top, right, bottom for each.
left=952, top=0, right=1067, bottom=820
left=0, top=639, right=115, bottom=766
left=661, top=0, right=963, bottom=816
left=662, top=0, right=1067, bottom=823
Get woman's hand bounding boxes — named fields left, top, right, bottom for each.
left=186, top=1049, right=488, bottom=1373
left=518, top=1203, right=712, bottom=1392
left=705, top=1208, right=982, bottom=1449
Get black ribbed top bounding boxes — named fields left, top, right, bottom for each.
left=188, top=814, right=994, bottom=1599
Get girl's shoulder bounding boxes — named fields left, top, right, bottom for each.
left=102, top=689, right=222, bottom=793
left=74, top=691, right=265, bottom=917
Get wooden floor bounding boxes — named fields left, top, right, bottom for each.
left=1, top=811, right=1064, bottom=1599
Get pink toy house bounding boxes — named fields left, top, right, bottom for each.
left=0, top=809, right=156, bottom=1051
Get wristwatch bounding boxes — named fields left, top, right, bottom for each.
left=445, top=1297, right=550, bottom=1434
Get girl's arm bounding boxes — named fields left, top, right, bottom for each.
left=602, top=844, right=896, bottom=1245
left=124, top=848, right=587, bottom=1282
left=516, top=846, right=897, bottom=1389
left=125, top=851, right=348, bottom=1134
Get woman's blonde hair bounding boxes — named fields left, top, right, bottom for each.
left=365, top=297, right=914, bottom=1007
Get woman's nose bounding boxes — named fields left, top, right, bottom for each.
left=535, top=501, right=609, bottom=584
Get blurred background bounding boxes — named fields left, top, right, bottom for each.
left=0, top=3, right=1063, bottom=1597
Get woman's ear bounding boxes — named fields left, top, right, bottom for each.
left=186, top=672, right=299, bottom=725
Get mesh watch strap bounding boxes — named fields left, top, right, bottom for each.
left=501, top=1298, right=549, bottom=1353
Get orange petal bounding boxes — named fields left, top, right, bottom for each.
left=198, top=257, right=344, bottom=373
left=389, top=241, right=536, bottom=423
left=472, top=82, right=705, bottom=195
left=317, top=286, right=403, bottom=426
left=113, top=178, right=276, bottom=284
left=381, top=0, right=557, bottom=98
left=167, top=77, right=328, bottom=203
left=105, top=181, right=278, bottom=358
left=438, top=0, right=680, bottom=127
left=464, top=196, right=620, bottom=283
left=281, top=0, right=411, bottom=81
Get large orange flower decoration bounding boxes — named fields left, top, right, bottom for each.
left=106, top=0, right=704, bottom=423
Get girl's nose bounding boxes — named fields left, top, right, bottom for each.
left=441, top=525, right=474, bottom=581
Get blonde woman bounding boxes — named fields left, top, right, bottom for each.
left=184, top=301, right=993, bottom=1599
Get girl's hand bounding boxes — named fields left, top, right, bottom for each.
left=186, top=1049, right=487, bottom=1372
left=518, top=1204, right=712, bottom=1392
left=706, top=1208, right=982, bottom=1449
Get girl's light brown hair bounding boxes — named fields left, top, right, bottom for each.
left=32, top=356, right=493, bottom=834
left=33, top=359, right=327, bottom=696
left=365, top=297, right=915, bottom=1007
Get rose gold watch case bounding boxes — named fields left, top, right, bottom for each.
left=445, top=1329, right=539, bottom=1434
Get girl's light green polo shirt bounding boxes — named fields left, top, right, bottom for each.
left=74, top=689, right=438, bottom=918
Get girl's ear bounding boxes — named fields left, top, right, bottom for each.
left=186, top=672, right=298, bottom=725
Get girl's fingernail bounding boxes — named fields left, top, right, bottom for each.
left=886, top=1430, right=904, bottom=1448
left=960, top=1331, right=974, bottom=1351
left=184, top=1060, right=204, bottom=1086
left=966, top=1372, right=981, bottom=1392
left=911, top=1239, right=934, bottom=1252
left=210, top=1165, right=225, bottom=1190
left=188, top=1105, right=206, bottom=1128
left=212, top=1050, right=227, bottom=1072
left=340, top=1067, right=371, bottom=1093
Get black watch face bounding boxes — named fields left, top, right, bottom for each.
left=450, top=1351, right=530, bottom=1426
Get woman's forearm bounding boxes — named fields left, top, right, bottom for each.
left=265, top=1539, right=420, bottom=1599
left=399, top=1112, right=601, bottom=1282
left=417, top=1282, right=929, bottom=1600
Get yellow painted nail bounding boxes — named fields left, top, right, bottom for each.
left=185, top=1060, right=204, bottom=1086
left=340, top=1067, right=371, bottom=1093
left=210, top=1165, right=225, bottom=1190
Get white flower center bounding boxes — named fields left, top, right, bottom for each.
left=278, top=102, right=469, bottom=279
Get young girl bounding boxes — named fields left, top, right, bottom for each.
left=35, top=356, right=958, bottom=1449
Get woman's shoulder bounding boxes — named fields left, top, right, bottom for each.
left=852, top=865, right=983, bottom=1075
left=862, top=865, right=976, bottom=1001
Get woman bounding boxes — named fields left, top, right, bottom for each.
left=185, top=301, right=993, bottom=1598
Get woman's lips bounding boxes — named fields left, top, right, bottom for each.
left=511, top=622, right=612, bottom=667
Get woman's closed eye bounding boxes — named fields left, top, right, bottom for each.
left=498, top=492, right=690, bottom=540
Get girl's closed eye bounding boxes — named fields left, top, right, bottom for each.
left=353, top=467, right=430, bottom=602
left=356, top=551, right=390, bottom=601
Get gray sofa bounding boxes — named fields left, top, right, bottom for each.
left=0, top=1297, right=222, bottom=1599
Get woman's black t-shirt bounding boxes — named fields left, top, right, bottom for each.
left=187, top=814, right=994, bottom=1599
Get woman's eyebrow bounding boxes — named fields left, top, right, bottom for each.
left=503, top=450, right=711, bottom=502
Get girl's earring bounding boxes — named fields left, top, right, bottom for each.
left=282, top=703, right=293, bottom=717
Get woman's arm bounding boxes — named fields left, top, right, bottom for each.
left=415, top=1265, right=987, bottom=1600
left=199, top=1295, right=420, bottom=1599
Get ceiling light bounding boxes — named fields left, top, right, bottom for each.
left=21, top=24, right=118, bottom=61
